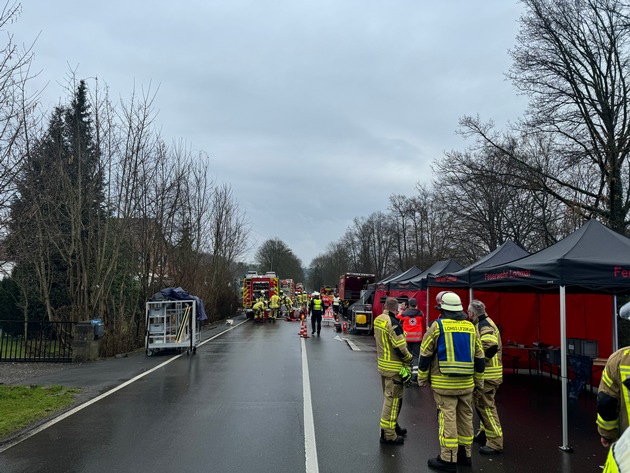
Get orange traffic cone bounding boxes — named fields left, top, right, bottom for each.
left=299, top=317, right=309, bottom=338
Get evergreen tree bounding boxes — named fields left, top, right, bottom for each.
left=7, top=80, right=105, bottom=322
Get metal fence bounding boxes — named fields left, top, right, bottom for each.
left=0, top=319, right=75, bottom=362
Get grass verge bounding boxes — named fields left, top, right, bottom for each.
left=0, top=385, right=80, bottom=439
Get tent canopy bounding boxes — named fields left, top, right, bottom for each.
left=428, top=240, right=530, bottom=288
left=408, top=259, right=463, bottom=290
left=470, top=219, right=630, bottom=293
left=375, top=265, right=422, bottom=290
left=463, top=219, right=626, bottom=451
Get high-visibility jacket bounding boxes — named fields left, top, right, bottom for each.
left=374, top=310, right=412, bottom=376
left=418, top=314, right=485, bottom=394
left=281, top=296, right=293, bottom=309
left=397, top=308, right=425, bottom=343
left=311, top=298, right=323, bottom=312
left=603, top=423, right=630, bottom=473
left=269, top=294, right=280, bottom=309
left=597, top=346, right=630, bottom=441
left=333, top=296, right=341, bottom=307
left=475, top=314, right=503, bottom=385
left=252, top=301, right=265, bottom=313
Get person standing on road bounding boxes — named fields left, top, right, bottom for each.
left=332, top=294, right=341, bottom=320
left=374, top=296, right=413, bottom=445
left=269, top=291, right=280, bottom=322
left=397, top=297, right=425, bottom=383
left=468, top=299, right=504, bottom=455
left=310, top=292, right=324, bottom=336
left=597, top=346, right=630, bottom=449
left=418, top=291, right=485, bottom=472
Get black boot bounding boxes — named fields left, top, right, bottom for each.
left=473, top=430, right=486, bottom=445
left=427, top=456, right=456, bottom=472
left=395, top=424, right=407, bottom=437
left=457, top=445, right=472, bottom=466
left=380, top=429, right=404, bottom=445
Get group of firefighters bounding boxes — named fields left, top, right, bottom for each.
left=375, top=291, right=504, bottom=472
left=252, top=290, right=338, bottom=322
left=377, top=289, right=630, bottom=472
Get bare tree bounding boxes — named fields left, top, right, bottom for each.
left=462, top=0, right=630, bottom=233
left=434, top=141, right=565, bottom=260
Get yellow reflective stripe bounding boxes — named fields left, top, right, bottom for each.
left=421, top=327, right=441, bottom=351
left=621, top=366, right=630, bottom=429
left=378, top=361, right=404, bottom=372
left=484, top=406, right=502, bottom=438
left=458, top=434, right=474, bottom=445
left=445, top=332, right=455, bottom=361
left=597, top=413, right=619, bottom=431
left=439, top=362, right=474, bottom=374
left=602, top=368, right=614, bottom=388
left=430, top=375, right=475, bottom=389
left=481, top=333, right=498, bottom=344
left=392, top=337, right=407, bottom=348
left=484, top=366, right=503, bottom=379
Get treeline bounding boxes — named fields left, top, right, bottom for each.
left=308, top=0, right=630, bottom=289
left=0, top=6, right=249, bottom=355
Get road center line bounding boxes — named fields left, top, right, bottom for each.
left=301, top=337, right=320, bottom=473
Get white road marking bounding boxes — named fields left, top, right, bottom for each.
left=333, top=334, right=361, bottom=351
left=301, top=337, right=320, bottom=473
left=0, top=318, right=248, bottom=454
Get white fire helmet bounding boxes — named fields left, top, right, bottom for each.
left=435, top=291, right=463, bottom=311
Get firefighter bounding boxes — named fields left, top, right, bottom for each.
left=280, top=291, right=293, bottom=319
left=597, top=346, right=630, bottom=448
left=468, top=299, right=504, bottom=454
left=374, top=297, right=412, bottom=445
left=269, top=290, right=280, bottom=323
left=332, top=294, right=341, bottom=320
left=252, top=299, right=265, bottom=321
left=419, top=291, right=485, bottom=472
left=310, top=292, right=324, bottom=336
left=397, top=297, right=425, bottom=383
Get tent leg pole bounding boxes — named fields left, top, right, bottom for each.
left=558, top=286, right=573, bottom=453
left=613, top=295, right=618, bottom=352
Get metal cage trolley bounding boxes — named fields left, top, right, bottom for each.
left=145, top=300, right=201, bottom=356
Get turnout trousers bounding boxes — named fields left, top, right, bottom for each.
left=380, top=375, right=403, bottom=440
left=474, top=384, right=503, bottom=450
left=311, top=311, right=322, bottom=334
left=433, top=391, right=474, bottom=462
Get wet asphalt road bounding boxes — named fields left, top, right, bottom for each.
left=0, top=317, right=608, bottom=472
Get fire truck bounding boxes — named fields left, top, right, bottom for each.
left=279, top=279, right=295, bottom=299
left=338, top=273, right=375, bottom=304
left=242, top=271, right=279, bottom=318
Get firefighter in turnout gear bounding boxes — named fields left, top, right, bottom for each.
left=374, top=297, right=413, bottom=445
left=597, top=346, right=630, bottom=448
left=268, top=291, right=280, bottom=322
left=252, top=299, right=265, bottom=321
left=253, top=291, right=268, bottom=321
left=419, top=291, right=485, bottom=472
left=280, top=291, right=293, bottom=319
left=468, top=299, right=504, bottom=454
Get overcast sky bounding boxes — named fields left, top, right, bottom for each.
left=11, top=1, right=528, bottom=267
